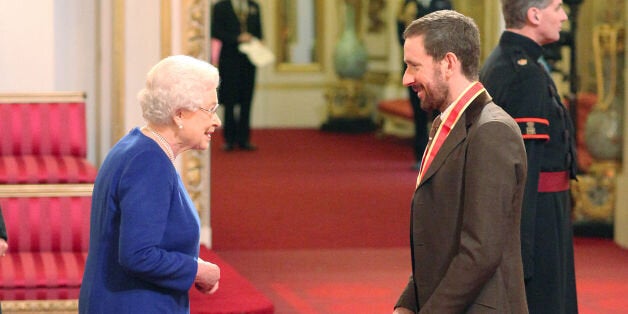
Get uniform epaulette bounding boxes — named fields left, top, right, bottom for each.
left=510, top=49, right=531, bottom=72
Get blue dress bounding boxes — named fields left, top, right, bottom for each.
left=79, top=128, right=200, bottom=313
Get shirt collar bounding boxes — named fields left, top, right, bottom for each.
left=439, top=81, right=481, bottom=122
left=231, top=0, right=248, bottom=12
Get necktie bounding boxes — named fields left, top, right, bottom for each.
left=427, top=115, right=442, bottom=151
left=416, top=114, right=442, bottom=187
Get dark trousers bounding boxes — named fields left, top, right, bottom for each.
left=223, top=102, right=252, bottom=146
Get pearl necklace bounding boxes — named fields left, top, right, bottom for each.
left=146, top=126, right=175, bottom=164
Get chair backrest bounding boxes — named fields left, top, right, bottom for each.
left=0, top=92, right=87, bottom=158
left=1, top=196, right=91, bottom=252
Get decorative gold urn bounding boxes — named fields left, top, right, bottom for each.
left=572, top=23, right=624, bottom=225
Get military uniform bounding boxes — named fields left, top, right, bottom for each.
left=480, top=31, right=578, bottom=314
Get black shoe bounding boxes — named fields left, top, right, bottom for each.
left=239, top=143, right=257, bottom=151
left=222, top=143, right=234, bottom=151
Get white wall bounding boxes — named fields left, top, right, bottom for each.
left=249, top=0, right=338, bottom=129
left=123, top=0, right=161, bottom=133
left=0, top=0, right=98, bottom=165
left=0, top=0, right=161, bottom=164
left=0, top=1, right=56, bottom=90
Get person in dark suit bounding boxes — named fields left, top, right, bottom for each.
left=397, top=0, right=452, bottom=170
left=479, top=0, right=578, bottom=313
left=211, top=0, right=263, bottom=151
left=394, top=10, right=528, bottom=313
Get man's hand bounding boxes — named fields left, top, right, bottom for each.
left=393, top=307, right=414, bottom=314
left=238, top=32, right=253, bottom=43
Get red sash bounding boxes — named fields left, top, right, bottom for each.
left=416, top=82, right=486, bottom=187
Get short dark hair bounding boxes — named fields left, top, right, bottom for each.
left=403, top=10, right=480, bottom=80
left=501, top=0, right=552, bottom=29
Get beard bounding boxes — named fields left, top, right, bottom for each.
left=419, top=69, right=449, bottom=112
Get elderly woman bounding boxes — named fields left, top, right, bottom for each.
left=79, top=55, right=222, bottom=313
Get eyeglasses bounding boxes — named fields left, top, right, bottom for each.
left=198, top=103, right=220, bottom=115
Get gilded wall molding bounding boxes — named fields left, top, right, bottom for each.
left=0, top=184, right=94, bottom=198
left=180, top=0, right=212, bottom=246
left=112, top=0, right=126, bottom=142
left=0, top=92, right=85, bottom=103
left=2, top=299, right=78, bottom=313
left=161, top=0, right=172, bottom=58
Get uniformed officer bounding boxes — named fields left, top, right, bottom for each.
left=480, top=0, right=578, bottom=313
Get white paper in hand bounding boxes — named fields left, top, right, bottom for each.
left=239, top=38, right=275, bottom=67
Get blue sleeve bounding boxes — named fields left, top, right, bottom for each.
left=117, top=151, right=197, bottom=292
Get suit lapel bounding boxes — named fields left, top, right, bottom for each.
left=418, top=91, right=491, bottom=188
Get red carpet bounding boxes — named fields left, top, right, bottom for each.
left=210, top=129, right=417, bottom=250
left=207, top=129, right=628, bottom=313
left=574, top=237, right=628, bottom=314
left=216, top=238, right=628, bottom=314
left=216, top=248, right=410, bottom=314
left=190, top=246, right=273, bottom=314
left=212, top=238, right=628, bottom=314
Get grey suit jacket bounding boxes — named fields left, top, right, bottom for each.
left=396, top=91, right=528, bottom=313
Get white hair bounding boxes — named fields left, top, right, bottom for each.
left=138, top=55, right=220, bottom=125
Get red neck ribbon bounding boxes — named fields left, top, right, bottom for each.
left=416, top=81, right=486, bottom=187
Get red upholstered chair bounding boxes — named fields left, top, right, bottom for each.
left=376, top=98, right=415, bottom=138
left=0, top=92, right=95, bottom=312
left=0, top=93, right=96, bottom=184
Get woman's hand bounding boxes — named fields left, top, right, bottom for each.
left=195, top=258, right=220, bottom=294
left=0, top=238, right=7, bottom=257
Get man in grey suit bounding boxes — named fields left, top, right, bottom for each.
left=394, top=10, right=529, bottom=313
